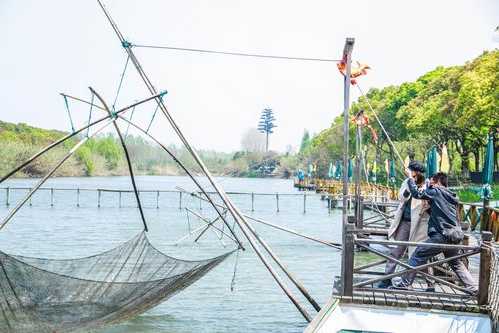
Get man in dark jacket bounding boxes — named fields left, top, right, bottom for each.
left=392, top=172, right=477, bottom=293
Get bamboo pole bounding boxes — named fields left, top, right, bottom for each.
left=0, top=93, right=164, bottom=185
left=0, top=120, right=113, bottom=230
left=180, top=187, right=342, bottom=250
left=97, top=1, right=312, bottom=320
left=90, top=87, right=149, bottom=231
left=117, top=116, right=244, bottom=249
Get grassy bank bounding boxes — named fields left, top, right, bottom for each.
left=0, top=120, right=296, bottom=179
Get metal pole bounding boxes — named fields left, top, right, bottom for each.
left=156, top=190, right=160, bottom=209
left=5, top=187, right=9, bottom=206
left=77, top=188, right=80, bottom=207
left=50, top=188, right=54, bottom=206
left=98, top=189, right=101, bottom=208
left=340, top=37, right=355, bottom=296
left=251, top=192, right=255, bottom=212
left=119, top=191, right=122, bottom=208
left=29, top=188, right=32, bottom=206
left=179, top=191, right=182, bottom=210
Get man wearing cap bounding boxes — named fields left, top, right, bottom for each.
left=378, top=161, right=432, bottom=289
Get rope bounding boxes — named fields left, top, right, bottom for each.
left=146, top=93, right=165, bottom=133
left=86, top=93, right=95, bottom=138
left=133, top=43, right=341, bottom=63
left=230, top=248, right=241, bottom=292
left=123, top=105, right=136, bottom=139
left=356, top=84, right=404, bottom=169
left=62, top=95, right=75, bottom=132
left=112, top=54, right=131, bottom=110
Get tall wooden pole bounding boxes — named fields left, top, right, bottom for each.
left=355, top=111, right=363, bottom=228
left=340, top=38, right=355, bottom=296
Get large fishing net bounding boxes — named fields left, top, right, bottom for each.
left=0, top=231, right=232, bottom=332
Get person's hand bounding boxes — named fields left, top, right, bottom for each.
left=405, top=168, right=411, bottom=178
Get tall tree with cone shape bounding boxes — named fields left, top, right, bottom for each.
left=258, top=108, right=277, bottom=152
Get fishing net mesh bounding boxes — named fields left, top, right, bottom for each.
left=0, top=232, right=232, bottom=332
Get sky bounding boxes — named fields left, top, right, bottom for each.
left=1, top=0, right=498, bottom=153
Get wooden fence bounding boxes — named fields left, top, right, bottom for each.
left=458, top=202, right=499, bottom=243
left=294, top=178, right=397, bottom=200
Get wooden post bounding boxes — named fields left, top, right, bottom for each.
left=118, top=191, right=122, bottom=208
left=76, top=188, right=80, bottom=207
left=156, top=190, right=160, bottom=209
left=478, top=231, right=492, bottom=306
left=340, top=37, right=355, bottom=295
left=5, top=187, right=9, bottom=206
left=303, top=194, right=306, bottom=214
left=342, top=216, right=355, bottom=296
left=50, top=188, right=54, bottom=207
left=276, top=193, right=280, bottom=212
left=98, top=189, right=101, bottom=208
left=179, top=191, right=182, bottom=210
left=356, top=196, right=364, bottom=229
left=251, top=192, right=255, bottom=212
left=462, top=222, right=470, bottom=268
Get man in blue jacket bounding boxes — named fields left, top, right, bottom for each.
left=392, top=172, right=477, bottom=294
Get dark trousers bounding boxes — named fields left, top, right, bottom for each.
left=401, top=232, right=476, bottom=291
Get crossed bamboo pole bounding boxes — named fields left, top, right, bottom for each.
left=96, top=0, right=318, bottom=321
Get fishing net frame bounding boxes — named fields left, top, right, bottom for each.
left=0, top=90, right=238, bottom=332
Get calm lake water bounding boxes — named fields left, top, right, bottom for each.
left=0, top=176, right=343, bottom=333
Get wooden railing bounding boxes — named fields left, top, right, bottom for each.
left=458, top=202, right=499, bottom=242
left=489, top=244, right=499, bottom=331
left=294, top=178, right=397, bottom=200
left=341, top=214, right=494, bottom=313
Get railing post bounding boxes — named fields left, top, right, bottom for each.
left=461, top=222, right=470, bottom=268
left=179, top=191, right=182, bottom=210
left=342, top=216, right=355, bottom=297
left=478, top=231, right=493, bottom=306
left=50, top=188, right=54, bottom=207
left=303, top=194, right=306, bottom=214
left=29, top=188, right=33, bottom=206
left=251, top=192, right=255, bottom=212
left=118, top=191, right=122, bottom=208
left=76, top=188, right=80, bottom=207
left=98, top=189, right=101, bottom=208
left=355, top=196, right=364, bottom=229
left=276, top=193, right=280, bottom=212
left=156, top=190, right=160, bottom=209
left=5, top=187, right=9, bottom=206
